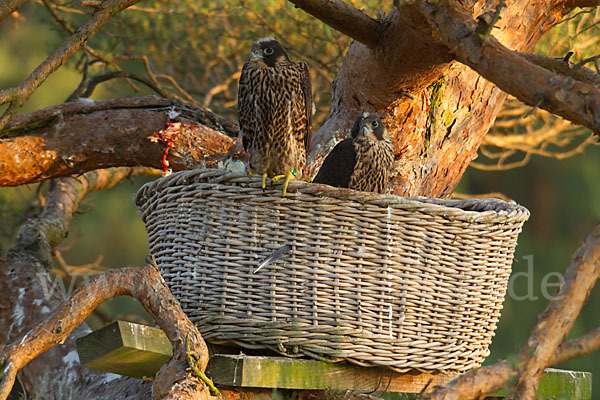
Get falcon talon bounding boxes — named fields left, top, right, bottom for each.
left=271, top=171, right=295, bottom=197
left=261, top=172, right=268, bottom=190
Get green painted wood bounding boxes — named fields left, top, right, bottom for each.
left=75, top=321, right=592, bottom=399
left=205, top=355, right=453, bottom=393
left=486, top=368, right=592, bottom=400
left=76, top=320, right=173, bottom=379
left=207, top=355, right=592, bottom=399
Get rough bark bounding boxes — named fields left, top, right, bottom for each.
left=288, top=0, right=382, bottom=48
left=0, top=96, right=242, bottom=187
left=0, top=0, right=28, bottom=23
left=550, top=327, right=600, bottom=366
left=308, top=0, right=570, bottom=198
left=420, top=0, right=600, bottom=134
left=518, top=52, right=600, bottom=87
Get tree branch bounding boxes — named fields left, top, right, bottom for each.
left=1, top=168, right=158, bottom=399
left=418, top=0, right=600, bottom=134
left=0, top=0, right=142, bottom=130
left=517, top=51, right=600, bottom=87
left=418, top=222, right=600, bottom=400
left=8, top=167, right=154, bottom=265
left=511, top=225, right=600, bottom=398
left=0, top=0, right=28, bottom=23
left=551, top=326, right=600, bottom=366
left=0, top=96, right=243, bottom=187
left=0, top=265, right=211, bottom=400
left=287, top=0, right=382, bottom=48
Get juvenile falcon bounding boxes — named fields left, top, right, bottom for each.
left=237, top=37, right=312, bottom=196
left=313, top=113, right=395, bottom=194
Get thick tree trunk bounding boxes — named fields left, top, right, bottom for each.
left=309, top=0, right=568, bottom=197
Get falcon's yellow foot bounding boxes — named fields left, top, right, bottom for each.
left=247, top=168, right=255, bottom=176
left=272, top=171, right=295, bottom=197
left=298, top=176, right=312, bottom=182
left=262, top=172, right=268, bottom=189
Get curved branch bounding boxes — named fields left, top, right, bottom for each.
left=287, top=0, right=382, bottom=48
left=0, top=167, right=159, bottom=399
left=512, top=225, right=600, bottom=397
left=0, top=0, right=142, bottom=130
left=0, top=96, right=243, bottom=187
left=0, top=265, right=211, bottom=400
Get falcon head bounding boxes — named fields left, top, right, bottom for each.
left=249, top=37, right=290, bottom=68
left=351, top=113, right=388, bottom=142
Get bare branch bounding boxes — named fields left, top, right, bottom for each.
left=8, top=167, right=154, bottom=265
left=41, top=0, right=145, bottom=93
left=420, top=361, right=515, bottom=400
left=287, top=0, right=382, bottom=48
left=0, top=97, right=243, bottom=187
left=0, top=0, right=142, bottom=130
left=418, top=0, right=600, bottom=135
left=0, top=167, right=162, bottom=398
left=512, top=224, right=600, bottom=398
left=517, top=52, right=600, bottom=87
left=0, top=0, right=28, bottom=23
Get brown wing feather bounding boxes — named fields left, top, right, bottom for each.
left=238, top=61, right=254, bottom=153
left=297, top=61, right=312, bottom=153
left=313, top=139, right=356, bottom=188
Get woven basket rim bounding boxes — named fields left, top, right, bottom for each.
left=135, top=168, right=530, bottom=224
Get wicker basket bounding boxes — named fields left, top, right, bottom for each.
left=135, top=168, right=529, bottom=374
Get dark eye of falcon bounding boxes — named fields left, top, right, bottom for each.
left=264, top=47, right=274, bottom=55
left=372, top=120, right=379, bottom=128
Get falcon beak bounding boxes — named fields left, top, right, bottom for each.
left=250, top=49, right=262, bottom=61
left=359, top=124, right=373, bottom=137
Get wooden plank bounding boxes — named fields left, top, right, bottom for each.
left=75, top=321, right=592, bottom=399
left=207, top=356, right=592, bottom=399
left=205, top=355, right=454, bottom=393
left=76, top=320, right=172, bottom=379
left=486, top=368, right=592, bottom=400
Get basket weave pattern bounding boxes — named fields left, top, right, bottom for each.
left=135, top=169, right=529, bottom=373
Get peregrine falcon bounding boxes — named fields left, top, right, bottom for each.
left=237, top=37, right=312, bottom=196
left=313, top=113, right=395, bottom=194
